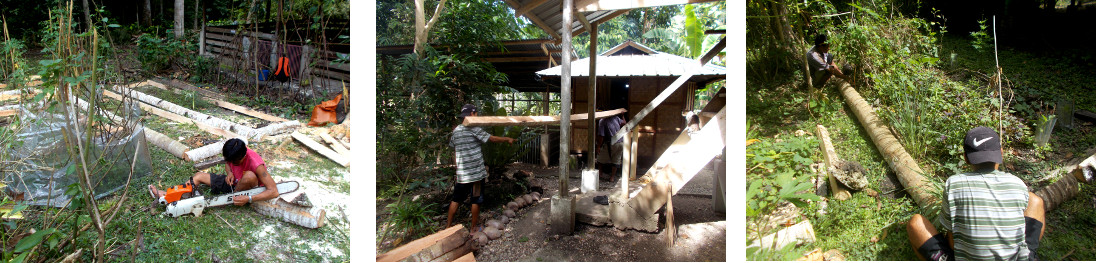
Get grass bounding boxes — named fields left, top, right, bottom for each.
left=748, top=33, right=1096, bottom=260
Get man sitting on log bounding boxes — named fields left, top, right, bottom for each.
left=805, top=33, right=850, bottom=90
left=907, top=127, right=1045, bottom=260
left=447, top=104, right=515, bottom=233
left=150, top=138, right=280, bottom=206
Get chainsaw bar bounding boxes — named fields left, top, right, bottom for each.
left=162, top=181, right=300, bottom=217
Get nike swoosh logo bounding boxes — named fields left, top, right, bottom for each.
left=973, top=137, right=993, bottom=147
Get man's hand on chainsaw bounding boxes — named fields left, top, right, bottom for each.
left=233, top=195, right=250, bottom=206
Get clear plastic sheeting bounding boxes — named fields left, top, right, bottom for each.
left=2, top=104, right=152, bottom=207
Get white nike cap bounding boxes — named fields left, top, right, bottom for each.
left=963, top=126, right=1002, bottom=165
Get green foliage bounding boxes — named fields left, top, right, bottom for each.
left=376, top=47, right=507, bottom=182
left=136, top=34, right=193, bottom=73
left=384, top=200, right=438, bottom=240
left=745, top=130, right=820, bottom=260
left=969, top=19, right=992, bottom=52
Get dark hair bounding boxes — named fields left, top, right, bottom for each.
left=222, top=138, right=247, bottom=163
left=814, top=34, right=828, bottom=46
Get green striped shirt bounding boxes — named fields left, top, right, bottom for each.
left=450, top=125, right=491, bottom=183
left=938, top=169, right=1030, bottom=261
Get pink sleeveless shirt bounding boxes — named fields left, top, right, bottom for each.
left=227, top=148, right=266, bottom=186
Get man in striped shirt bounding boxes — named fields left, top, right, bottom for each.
left=907, top=126, right=1045, bottom=260
left=446, top=104, right=516, bottom=233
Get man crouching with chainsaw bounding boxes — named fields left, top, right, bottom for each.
left=149, top=138, right=279, bottom=206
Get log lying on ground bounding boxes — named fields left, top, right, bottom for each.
left=292, top=132, right=349, bottom=167
left=250, top=197, right=326, bottom=229
left=112, top=85, right=261, bottom=138
left=193, top=157, right=223, bottom=170
left=1036, top=154, right=1096, bottom=212
left=746, top=220, right=816, bottom=251
left=461, top=108, right=626, bottom=127
left=185, top=137, right=248, bottom=162
left=149, top=79, right=291, bottom=122
left=144, top=127, right=191, bottom=161
left=837, top=81, right=938, bottom=208
left=377, top=225, right=474, bottom=262
left=103, top=89, right=241, bottom=139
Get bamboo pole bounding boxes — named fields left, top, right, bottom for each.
left=837, top=81, right=938, bottom=208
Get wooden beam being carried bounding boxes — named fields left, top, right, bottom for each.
left=575, top=0, right=721, bottom=12
left=377, top=225, right=472, bottom=262
left=483, top=57, right=552, bottom=63
left=462, top=108, right=626, bottom=127
left=292, top=132, right=350, bottom=167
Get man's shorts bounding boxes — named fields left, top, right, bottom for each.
left=597, top=143, right=623, bottom=165
left=209, top=173, right=235, bottom=195
left=917, top=216, right=1043, bottom=261
left=451, top=180, right=483, bottom=204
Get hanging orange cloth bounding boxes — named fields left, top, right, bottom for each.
left=308, top=94, right=342, bottom=127
left=273, top=56, right=292, bottom=82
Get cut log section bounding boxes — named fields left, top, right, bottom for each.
left=746, top=220, right=816, bottom=251
left=1036, top=154, right=1096, bottom=212
left=837, top=81, right=937, bottom=208
left=292, top=132, right=349, bottom=167
left=377, top=225, right=473, bottom=262
left=194, top=157, right=223, bottom=170
left=250, top=197, right=326, bottom=229
left=462, top=108, right=626, bottom=127
left=112, top=85, right=261, bottom=138
left=102, top=89, right=241, bottom=139
left=816, top=125, right=850, bottom=200
left=144, top=127, right=192, bottom=161
left=318, top=132, right=351, bottom=156
left=185, top=138, right=248, bottom=162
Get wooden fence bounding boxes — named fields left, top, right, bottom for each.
left=199, top=25, right=349, bottom=88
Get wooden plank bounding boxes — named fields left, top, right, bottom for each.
left=816, top=125, right=851, bottom=200
left=427, top=241, right=472, bottom=262
left=292, top=132, right=350, bottom=167
left=194, top=157, right=223, bottom=170
left=101, top=89, right=241, bottom=139
left=452, top=252, right=476, bottom=262
left=318, top=132, right=351, bottom=157
left=575, top=0, right=721, bottom=12
left=377, top=225, right=467, bottom=262
left=152, top=79, right=290, bottom=122
left=699, top=37, right=726, bottom=67
left=483, top=56, right=551, bottom=63
left=462, top=108, right=626, bottom=127
left=1076, top=110, right=1096, bottom=123
left=0, top=109, right=17, bottom=117
left=312, top=68, right=351, bottom=80
left=746, top=220, right=816, bottom=251
left=204, top=26, right=238, bottom=35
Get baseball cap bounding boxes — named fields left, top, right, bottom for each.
left=459, top=104, right=478, bottom=118
left=963, top=126, right=1002, bottom=165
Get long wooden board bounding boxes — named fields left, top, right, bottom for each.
left=461, top=108, right=626, bottom=127
left=150, top=79, right=291, bottom=122
left=292, top=132, right=349, bottom=167
left=318, top=132, right=351, bottom=156
left=377, top=225, right=470, bottom=262
left=816, top=125, right=851, bottom=200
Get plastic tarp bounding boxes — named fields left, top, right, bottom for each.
left=2, top=104, right=152, bottom=207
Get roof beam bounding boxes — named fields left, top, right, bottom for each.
left=699, top=37, right=726, bottom=66
left=483, top=57, right=553, bottom=62
left=575, top=0, right=722, bottom=12
left=515, top=0, right=552, bottom=17
left=503, top=0, right=562, bottom=40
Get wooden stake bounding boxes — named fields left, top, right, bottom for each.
left=292, top=132, right=349, bottom=167
left=816, top=125, right=850, bottom=200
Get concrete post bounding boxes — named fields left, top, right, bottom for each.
left=580, top=23, right=599, bottom=194
left=299, top=45, right=313, bottom=81
left=270, top=37, right=279, bottom=70
left=712, top=150, right=725, bottom=213
left=550, top=0, right=576, bottom=236
left=199, top=24, right=206, bottom=56
left=620, top=124, right=631, bottom=197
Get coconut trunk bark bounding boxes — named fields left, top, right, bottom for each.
left=837, top=81, right=938, bottom=208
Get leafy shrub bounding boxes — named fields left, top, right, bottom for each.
left=384, top=200, right=438, bottom=241
left=136, top=34, right=193, bottom=73
left=745, top=125, right=820, bottom=260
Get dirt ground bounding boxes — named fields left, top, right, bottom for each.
left=474, top=162, right=727, bottom=262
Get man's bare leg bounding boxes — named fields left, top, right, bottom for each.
left=149, top=172, right=213, bottom=198
left=1027, top=192, right=1046, bottom=239
left=446, top=201, right=460, bottom=228
left=234, top=171, right=259, bottom=191
left=470, top=182, right=482, bottom=232
left=907, top=213, right=940, bottom=261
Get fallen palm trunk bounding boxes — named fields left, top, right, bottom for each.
left=1036, top=154, right=1096, bottom=211
left=185, top=138, right=248, bottom=162
left=143, top=128, right=191, bottom=161
left=113, top=85, right=260, bottom=138
left=250, top=197, right=326, bottom=229
left=837, top=81, right=938, bottom=208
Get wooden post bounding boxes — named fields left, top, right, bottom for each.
left=586, top=22, right=598, bottom=170
left=199, top=24, right=206, bottom=56
left=629, top=130, right=638, bottom=181
left=558, top=0, right=573, bottom=198
left=269, top=37, right=278, bottom=70
left=621, top=126, right=631, bottom=195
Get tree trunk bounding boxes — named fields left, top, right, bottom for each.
left=144, top=127, right=192, bottom=160
left=193, top=0, right=200, bottom=31
left=82, top=0, right=92, bottom=30
left=246, top=0, right=260, bottom=23
left=412, top=0, right=449, bottom=57
left=174, top=0, right=185, bottom=38
left=113, top=86, right=260, bottom=137
left=143, top=0, right=152, bottom=26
